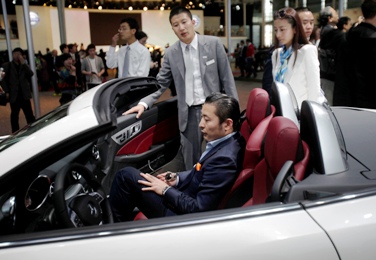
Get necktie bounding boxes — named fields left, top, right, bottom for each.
left=122, top=46, right=130, bottom=78
left=184, top=45, right=194, bottom=106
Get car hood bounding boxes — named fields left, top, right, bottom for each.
left=0, top=87, right=102, bottom=177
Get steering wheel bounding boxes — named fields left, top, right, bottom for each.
left=54, top=163, right=113, bottom=228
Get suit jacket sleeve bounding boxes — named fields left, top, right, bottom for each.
left=163, top=153, right=239, bottom=214
left=214, top=38, right=238, bottom=100
left=140, top=48, right=173, bottom=108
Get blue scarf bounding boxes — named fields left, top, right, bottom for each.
left=275, top=45, right=293, bottom=83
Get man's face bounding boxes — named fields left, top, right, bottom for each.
left=170, top=12, right=196, bottom=44
left=298, top=11, right=314, bottom=39
left=88, top=48, right=96, bottom=58
left=71, top=45, right=77, bottom=53
left=343, top=19, right=352, bottom=32
left=12, top=51, right=22, bottom=62
left=64, top=57, right=73, bottom=68
left=199, top=103, right=230, bottom=142
left=139, top=36, right=147, bottom=46
left=329, top=7, right=339, bottom=24
left=118, top=22, right=135, bottom=42
left=52, top=50, right=58, bottom=57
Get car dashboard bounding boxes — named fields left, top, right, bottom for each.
left=0, top=142, right=104, bottom=235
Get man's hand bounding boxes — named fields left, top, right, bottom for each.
left=70, top=65, right=77, bottom=76
left=18, top=54, right=25, bottom=64
left=111, top=33, right=119, bottom=47
left=138, top=173, right=170, bottom=196
left=122, top=104, right=145, bottom=118
left=157, top=172, right=177, bottom=187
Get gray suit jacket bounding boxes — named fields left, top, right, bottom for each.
left=140, top=34, right=238, bottom=132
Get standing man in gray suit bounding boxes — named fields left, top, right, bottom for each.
left=124, top=6, right=238, bottom=171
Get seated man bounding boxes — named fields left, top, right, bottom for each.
left=110, top=93, right=245, bottom=221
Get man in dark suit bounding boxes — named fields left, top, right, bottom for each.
left=333, top=0, right=376, bottom=108
left=124, top=7, right=238, bottom=171
left=110, top=93, right=245, bottom=222
left=2, top=47, right=35, bottom=133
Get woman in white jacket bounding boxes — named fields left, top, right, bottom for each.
left=272, top=7, right=326, bottom=108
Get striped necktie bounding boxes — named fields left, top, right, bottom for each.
left=184, top=45, right=194, bottom=106
left=122, top=46, right=130, bottom=77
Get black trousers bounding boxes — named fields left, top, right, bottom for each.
left=10, top=96, right=35, bottom=133
left=109, top=167, right=169, bottom=222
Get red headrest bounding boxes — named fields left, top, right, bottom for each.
left=245, top=88, right=271, bottom=130
left=264, top=117, right=301, bottom=176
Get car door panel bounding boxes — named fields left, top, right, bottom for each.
left=306, top=194, right=376, bottom=260
left=99, top=97, right=180, bottom=193
left=0, top=205, right=338, bottom=260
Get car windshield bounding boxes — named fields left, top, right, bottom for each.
left=0, top=105, right=68, bottom=152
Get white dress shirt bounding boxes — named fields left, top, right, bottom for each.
left=106, top=40, right=150, bottom=78
left=180, top=34, right=205, bottom=106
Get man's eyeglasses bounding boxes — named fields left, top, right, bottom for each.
left=118, top=27, right=128, bottom=32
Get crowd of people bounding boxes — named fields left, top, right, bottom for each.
left=260, top=1, right=375, bottom=109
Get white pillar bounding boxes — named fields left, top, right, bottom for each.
left=1, top=0, right=12, bottom=61
left=225, top=0, right=231, bottom=55
left=22, top=0, right=40, bottom=117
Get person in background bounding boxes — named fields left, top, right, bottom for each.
left=295, top=7, right=315, bottom=41
left=2, top=47, right=35, bottom=133
left=272, top=7, right=326, bottom=108
left=123, top=7, right=238, bottom=171
left=135, top=30, right=159, bottom=74
left=68, top=43, right=83, bottom=92
left=81, top=43, right=105, bottom=90
left=110, top=93, right=245, bottom=221
left=333, top=0, right=376, bottom=108
left=57, top=53, right=78, bottom=105
left=245, top=39, right=256, bottom=78
left=337, top=16, right=352, bottom=32
left=318, top=6, right=342, bottom=105
left=106, top=17, right=150, bottom=78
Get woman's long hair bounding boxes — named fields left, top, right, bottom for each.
left=273, top=7, right=308, bottom=65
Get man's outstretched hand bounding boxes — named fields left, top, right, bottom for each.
left=122, top=104, right=145, bottom=118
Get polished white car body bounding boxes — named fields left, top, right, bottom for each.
left=1, top=79, right=376, bottom=259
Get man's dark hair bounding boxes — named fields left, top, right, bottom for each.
left=205, top=93, right=240, bottom=131
left=136, top=30, right=148, bottom=40
left=120, top=17, right=139, bottom=33
left=295, top=7, right=312, bottom=13
left=86, top=43, right=96, bottom=51
left=337, top=16, right=351, bottom=30
left=12, top=47, right=23, bottom=54
left=59, top=43, right=67, bottom=53
left=169, top=6, right=192, bottom=23
left=67, top=43, right=77, bottom=51
left=362, top=0, right=376, bottom=19
left=60, top=53, right=72, bottom=62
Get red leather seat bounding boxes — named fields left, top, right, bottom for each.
left=242, top=116, right=309, bottom=207
left=240, top=88, right=274, bottom=141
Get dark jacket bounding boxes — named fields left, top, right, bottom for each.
left=333, top=22, right=376, bottom=108
left=319, top=25, right=346, bottom=80
left=2, top=61, right=34, bottom=103
left=164, top=132, right=245, bottom=215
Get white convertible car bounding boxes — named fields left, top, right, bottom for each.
left=0, top=78, right=376, bottom=259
